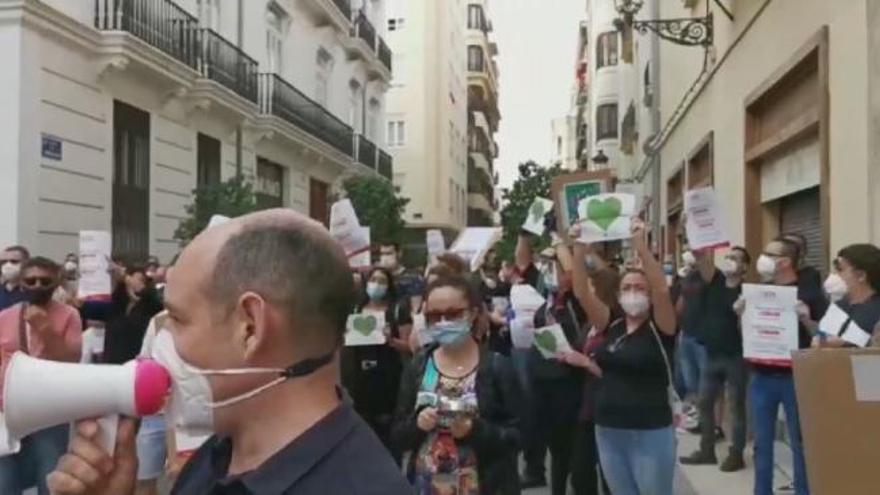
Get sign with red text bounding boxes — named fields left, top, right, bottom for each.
left=742, top=284, right=799, bottom=367
left=685, top=187, right=729, bottom=251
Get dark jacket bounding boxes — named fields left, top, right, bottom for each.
left=391, top=345, right=522, bottom=495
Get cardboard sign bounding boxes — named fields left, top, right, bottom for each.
left=532, top=324, right=573, bottom=359
left=684, top=187, right=729, bottom=251
left=793, top=349, right=880, bottom=495
left=522, top=197, right=553, bottom=236
left=78, top=231, right=112, bottom=299
left=344, top=311, right=387, bottom=346
left=576, top=193, right=636, bottom=243
left=741, top=284, right=799, bottom=366
left=329, top=199, right=369, bottom=258
left=551, top=170, right=613, bottom=233
left=426, top=229, right=446, bottom=257
left=348, top=227, right=371, bottom=268
left=449, top=227, right=502, bottom=272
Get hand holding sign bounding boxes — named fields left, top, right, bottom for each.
left=345, top=312, right=387, bottom=346
left=576, top=193, right=636, bottom=243
left=532, top=324, right=572, bottom=359
left=684, top=187, right=729, bottom=251
left=330, top=199, right=370, bottom=258
left=522, top=198, right=553, bottom=236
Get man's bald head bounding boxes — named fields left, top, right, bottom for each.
left=198, top=209, right=355, bottom=351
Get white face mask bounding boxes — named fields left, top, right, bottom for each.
left=151, top=330, right=333, bottom=436
left=1, top=262, right=20, bottom=282
left=756, top=255, right=778, bottom=281
left=619, top=291, right=651, bottom=318
left=682, top=251, right=696, bottom=267
left=823, top=273, right=848, bottom=302
left=719, top=258, right=739, bottom=277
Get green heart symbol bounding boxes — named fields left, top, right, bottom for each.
left=529, top=200, right=546, bottom=223
left=534, top=330, right=557, bottom=353
left=586, top=197, right=623, bottom=232
left=352, top=315, right=377, bottom=336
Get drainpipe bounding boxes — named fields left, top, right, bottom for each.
left=650, top=0, right=662, bottom=249
left=235, top=0, right=244, bottom=179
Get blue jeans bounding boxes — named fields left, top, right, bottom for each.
left=678, top=333, right=707, bottom=398
left=750, top=372, right=809, bottom=495
left=0, top=424, right=69, bottom=495
left=595, top=425, right=676, bottom=495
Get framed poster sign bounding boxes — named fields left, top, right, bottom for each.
left=550, top=170, right=614, bottom=233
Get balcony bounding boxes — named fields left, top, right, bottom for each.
left=198, top=29, right=259, bottom=103
left=95, top=0, right=200, bottom=70
left=259, top=73, right=354, bottom=156
left=345, top=11, right=392, bottom=81
left=378, top=37, right=392, bottom=73
left=468, top=129, right=493, bottom=165
left=378, top=150, right=393, bottom=181
left=331, top=0, right=352, bottom=19
left=353, top=12, right=376, bottom=52
left=299, top=0, right=352, bottom=32
left=355, top=134, right=377, bottom=169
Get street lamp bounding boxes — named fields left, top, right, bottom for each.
left=591, top=150, right=609, bottom=167
left=613, top=0, right=719, bottom=48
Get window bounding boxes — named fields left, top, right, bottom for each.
left=388, top=18, right=405, bottom=31
left=467, top=5, right=484, bottom=30
left=596, top=103, right=619, bottom=141
left=197, top=133, right=221, bottom=187
left=197, top=0, right=220, bottom=30
left=467, top=45, right=484, bottom=72
left=315, top=48, right=334, bottom=107
left=256, top=158, right=285, bottom=209
left=596, top=32, right=618, bottom=69
left=349, top=80, right=363, bottom=133
left=387, top=120, right=405, bottom=147
left=557, top=136, right=563, bottom=156
left=266, top=5, right=286, bottom=73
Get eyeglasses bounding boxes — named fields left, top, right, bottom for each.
left=0, top=260, right=21, bottom=265
left=22, top=277, right=55, bottom=288
left=424, top=307, right=470, bottom=325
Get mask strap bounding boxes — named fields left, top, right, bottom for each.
left=280, top=351, right=335, bottom=378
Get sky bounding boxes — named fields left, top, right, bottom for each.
left=491, top=0, right=585, bottom=190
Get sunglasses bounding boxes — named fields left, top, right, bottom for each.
left=22, top=277, right=55, bottom=288
left=424, top=307, right=470, bottom=325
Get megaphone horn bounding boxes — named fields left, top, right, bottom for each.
left=2, top=352, right=170, bottom=440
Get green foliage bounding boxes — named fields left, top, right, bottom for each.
left=496, top=161, right=564, bottom=261
left=174, top=176, right=261, bottom=245
left=343, top=175, right=410, bottom=246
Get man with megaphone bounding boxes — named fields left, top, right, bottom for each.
left=0, top=256, right=83, bottom=494
left=47, top=209, right=411, bottom=495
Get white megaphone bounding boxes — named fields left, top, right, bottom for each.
left=2, top=352, right=170, bottom=446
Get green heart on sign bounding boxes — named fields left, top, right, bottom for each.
left=352, top=315, right=378, bottom=336
left=586, top=197, right=622, bottom=232
left=529, top=200, right=546, bottom=223
left=534, top=330, right=557, bottom=353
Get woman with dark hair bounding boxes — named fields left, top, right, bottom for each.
left=342, top=266, right=413, bottom=452
left=392, top=275, right=521, bottom=495
left=102, top=265, right=164, bottom=364
left=815, top=243, right=880, bottom=347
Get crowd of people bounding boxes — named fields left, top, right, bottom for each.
left=0, top=206, right=878, bottom=495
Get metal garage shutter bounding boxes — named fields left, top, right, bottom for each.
left=780, top=187, right=824, bottom=272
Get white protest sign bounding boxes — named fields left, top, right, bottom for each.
left=329, top=199, right=370, bottom=258
left=821, top=303, right=873, bottom=347
left=510, top=317, right=536, bottom=350
left=576, top=193, right=636, bottom=243
left=522, top=197, right=553, bottom=236
left=450, top=227, right=502, bottom=272
left=510, top=284, right=546, bottom=317
left=685, top=187, right=729, bottom=251
left=349, top=227, right=371, bottom=268
left=78, top=231, right=112, bottom=299
left=615, top=183, right=645, bottom=213
left=742, top=284, right=799, bottom=366
left=344, top=311, right=387, bottom=346
left=426, top=230, right=446, bottom=257
left=533, top=324, right=573, bottom=359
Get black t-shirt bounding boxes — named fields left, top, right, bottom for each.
left=679, top=271, right=705, bottom=339
left=103, top=289, right=163, bottom=365
left=697, top=270, right=743, bottom=357
left=340, top=302, right=412, bottom=420
left=482, top=280, right=512, bottom=356
left=593, top=318, right=676, bottom=429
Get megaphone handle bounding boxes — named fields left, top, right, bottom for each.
left=95, top=415, right=118, bottom=457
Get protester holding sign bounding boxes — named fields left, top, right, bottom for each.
left=813, top=244, right=880, bottom=348
left=562, top=219, right=678, bottom=495
left=341, top=267, right=413, bottom=455
left=740, top=238, right=827, bottom=495
left=392, top=275, right=520, bottom=495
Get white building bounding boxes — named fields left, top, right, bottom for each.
left=385, top=0, right=469, bottom=242
left=550, top=114, right=578, bottom=171
left=0, top=0, right=392, bottom=263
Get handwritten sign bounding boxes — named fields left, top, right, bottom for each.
left=344, top=311, right=387, bottom=346
left=742, top=284, right=799, bottom=366
left=329, top=199, right=369, bottom=258
left=450, top=227, right=502, bottom=272
left=426, top=229, right=446, bottom=257
left=349, top=227, right=371, bottom=268
left=522, top=197, right=553, bottom=236
left=576, top=193, right=635, bottom=243
left=685, top=187, right=729, bottom=251
left=78, top=231, right=112, bottom=299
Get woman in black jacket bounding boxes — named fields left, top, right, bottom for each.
left=102, top=265, right=163, bottom=364
left=392, top=275, right=521, bottom=495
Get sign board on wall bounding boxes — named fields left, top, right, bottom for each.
left=41, top=135, right=62, bottom=161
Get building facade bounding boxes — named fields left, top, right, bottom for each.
left=0, top=0, right=392, bottom=263
left=551, top=114, right=578, bottom=171
left=465, top=0, right=499, bottom=227
left=385, top=0, right=469, bottom=251
left=646, top=0, right=879, bottom=272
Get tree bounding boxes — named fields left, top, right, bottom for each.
left=174, top=176, right=261, bottom=245
left=342, top=175, right=410, bottom=246
left=495, top=161, right=564, bottom=261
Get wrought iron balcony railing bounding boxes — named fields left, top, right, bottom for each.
left=378, top=149, right=393, bottom=181
left=331, top=0, right=352, bottom=21
left=353, top=12, right=376, bottom=53
left=197, top=29, right=259, bottom=103
left=378, top=37, right=392, bottom=73
left=356, top=134, right=377, bottom=169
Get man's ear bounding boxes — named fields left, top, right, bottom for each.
left=236, top=291, right=273, bottom=360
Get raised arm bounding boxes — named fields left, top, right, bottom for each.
left=694, top=248, right=716, bottom=284
left=515, top=232, right=534, bottom=273
left=632, top=219, right=677, bottom=335
left=569, top=224, right=611, bottom=332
